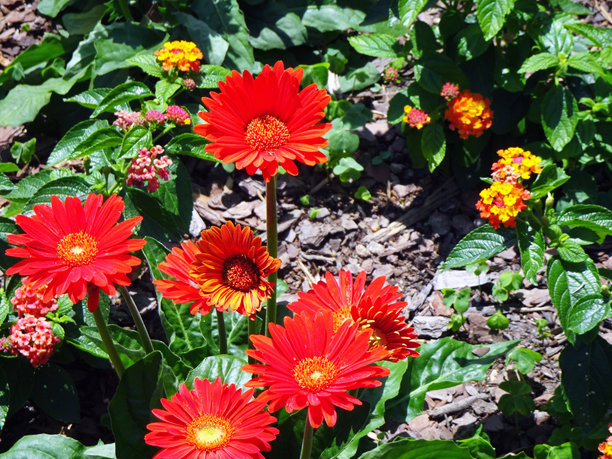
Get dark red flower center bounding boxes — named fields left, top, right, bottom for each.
left=293, top=356, right=338, bottom=393
left=245, top=115, right=290, bottom=154
left=57, top=232, right=98, bottom=267
left=186, top=414, right=233, bottom=451
left=222, top=255, right=260, bottom=292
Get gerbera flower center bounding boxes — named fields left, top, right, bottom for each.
left=186, top=414, right=233, bottom=451
left=292, top=356, right=338, bottom=392
left=332, top=308, right=354, bottom=332
left=368, top=327, right=389, bottom=348
left=245, top=115, right=290, bottom=154
left=57, top=232, right=98, bottom=267
left=222, top=255, right=260, bottom=292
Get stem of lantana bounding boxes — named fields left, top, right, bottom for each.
left=265, top=176, right=279, bottom=338
left=216, top=310, right=228, bottom=354
left=92, top=307, right=125, bottom=379
left=116, top=0, right=134, bottom=22
left=152, top=126, right=172, bottom=144
left=299, top=420, right=314, bottom=459
left=118, top=285, right=155, bottom=354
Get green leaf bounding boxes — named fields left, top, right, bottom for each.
left=92, top=82, right=153, bottom=118
left=348, top=34, right=401, bottom=58
left=155, top=80, right=181, bottom=103
left=109, top=352, right=169, bottom=459
left=0, top=434, right=87, bottom=458
left=454, top=287, right=471, bottom=313
left=414, top=52, right=468, bottom=94
left=477, top=0, right=515, bottom=41
left=442, top=225, right=517, bottom=269
left=127, top=53, right=163, bottom=78
left=541, top=86, right=578, bottom=152
left=62, top=5, right=107, bottom=35
left=565, top=23, right=612, bottom=48
left=398, top=0, right=428, bottom=27
left=517, top=221, right=545, bottom=285
left=65, top=89, right=124, bottom=111
left=487, top=310, right=510, bottom=330
left=71, top=127, right=123, bottom=159
left=0, top=34, right=67, bottom=85
left=547, top=256, right=606, bottom=339
left=568, top=52, right=606, bottom=75
left=387, top=338, right=519, bottom=422
left=0, top=163, right=19, bottom=173
left=186, top=355, right=249, bottom=389
left=31, top=364, right=80, bottom=423
left=529, top=164, right=570, bottom=200
left=300, top=4, right=365, bottom=32
left=243, top=2, right=307, bottom=51
left=339, top=63, right=380, bottom=93
left=421, top=123, right=446, bottom=172
left=118, top=125, right=151, bottom=160
left=173, top=13, right=230, bottom=67
left=327, top=129, right=360, bottom=157
left=518, top=53, right=560, bottom=73
left=22, top=176, right=92, bottom=216
left=560, top=336, right=612, bottom=435
left=540, top=20, right=574, bottom=57
left=3, top=169, right=65, bottom=203
left=534, top=443, right=580, bottom=459
left=455, top=24, right=489, bottom=61
left=191, top=0, right=254, bottom=70
left=355, top=186, right=372, bottom=201
left=10, top=138, right=36, bottom=164
left=47, top=119, right=110, bottom=166
left=0, top=171, right=16, bottom=190
left=37, top=0, right=72, bottom=17
left=498, top=384, right=535, bottom=416
left=165, top=133, right=219, bottom=163
left=553, top=0, right=594, bottom=14
left=198, top=65, right=232, bottom=89
left=507, top=348, right=542, bottom=374
left=0, top=369, right=9, bottom=431
left=359, top=437, right=475, bottom=459
left=557, top=204, right=612, bottom=236
left=557, top=239, right=587, bottom=263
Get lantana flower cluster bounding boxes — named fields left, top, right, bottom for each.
left=403, top=105, right=431, bottom=130
left=382, top=66, right=400, bottom=84
left=154, top=41, right=203, bottom=72
left=113, top=111, right=145, bottom=131
left=115, top=106, right=191, bottom=132
left=440, top=82, right=460, bottom=100
left=599, top=423, right=612, bottom=459
left=126, top=146, right=173, bottom=193
left=444, top=89, right=493, bottom=138
left=476, top=147, right=541, bottom=229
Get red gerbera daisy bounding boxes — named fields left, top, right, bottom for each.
left=145, top=377, right=278, bottom=459
left=242, top=311, right=391, bottom=428
left=6, top=194, right=145, bottom=311
left=288, top=270, right=420, bottom=361
left=153, top=241, right=216, bottom=316
left=194, top=61, right=332, bottom=182
left=190, top=222, right=281, bottom=318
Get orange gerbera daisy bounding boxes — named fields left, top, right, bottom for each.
left=242, top=311, right=391, bottom=428
left=288, top=270, right=419, bottom=361
left=145, top=377, right=278, bottom=459
left=6, top=194, right=145, bottom=312
left=194, top=61, right=332, bottom=182
left=190, top=222, right=281, bottom=318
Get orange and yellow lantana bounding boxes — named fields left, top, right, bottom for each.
left=154, top=41, right=203, bottom=72
left=599, top=422, right=612, bottom=459
left=476, top=181, right=531, bottom=229
left=491, top=147, right=542, bottom=182
left=403, top=105, right=431, bottom=130
left=444, top=90, right=493, bottom=139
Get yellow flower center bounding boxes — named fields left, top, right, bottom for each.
left=186, top=414, right=233, bottom=451
left=245, top=115, right=290, bottom=154
left=293, top=356, right=338, bottom=392
left=368, top=327, right=388, bottom=348
left=222, top=255, right=260, bottom=292
left=56, top=232, right=98, bottom=267
left=332, top=308, right=354, bottom=332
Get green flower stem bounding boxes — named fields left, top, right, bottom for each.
left=92, top=306, right=125, bottom=379
left=265, top=177, right=278, bottom=338
left=248, top=316, right=258, bottom=365
left=152, top=126, right=172, bottom=144
left=299, top=420, right=314, bottom=459
left=118, top=285, right=154, bottom=354
left=116, top=0, right=133, bottom=22
left=216, top=310, right=228, bottom=355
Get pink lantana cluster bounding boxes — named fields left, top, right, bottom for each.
left=113, top=111, right=146, bottom=131
left=441, top=82, right=460, bottom=101
left=126, top=145, right=173, bottom=193
left=9, top=316, right=60, bottom=368
left=145, top=110, right=166, bottom=125
left=382, top=67, right=400, bottom=84
left=11, top=283, right=58, bottom=318
left=183, top=78, right=196, bottom=90
left=165, top=106, right=191, bottom=125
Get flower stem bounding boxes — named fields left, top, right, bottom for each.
left=216, top=310, right=228, bottom=355
left=299, top=420, right=314, bottom=459
left=118, top=285, right=154, bottom=354
left=248, top=316, right=258, bottom=365
left=116, top=0, right=133, bottom=22
left=152, top=126, right=172, bottom=144
left=265, top=177, right=278, bottom=338
left=92, top=307, right=125, bottom=379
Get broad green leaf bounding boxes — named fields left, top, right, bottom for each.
left=421, top=123, right=446, bottom=172
left=455, top=24, right=489, bottom=61
left=540, top=20, right=574, bottom=57
left=124, top=188, right=183, bottom=241
left=186, top=355, right=249, bottom=390
left=339, top=63, right=380, bottom=93
left=360, top=437, right=475, bottom=459
left=398, top=0, right=428, bottom=27
left=92, top=82, right=153, bottom=117
left=477, top=0, right=515, bottom=41
left=411, top=21, right=440, bottom=59
left=553, top=0, right=594, bottom=14
left=2, top=358, right=33, bottom=418
left=0, top=293, right=10, bottom=326
left=155, top=80, right=181, bottom=103
left=127, top=53, right=163, bottom=78
left=0, top=173, right=14, bottom=192
left=534, top=443, right=580, bottom=459
left=565, top=23, right=612, bottom=48
left=568, top=52, right=612, bottom=85
left=31, top=364, right=80, bottom=423
left=348, top=33, right=401, bottom=58
left=0, top=34, right=66, bottom=84
left=37, top=0, right=72, bottom=17
left=109, top=352, right=169, bottom=459
left=22, top=176, right=91, bottom=216
left=498, top=383, right=535, bottom=416
left=65, top=89, right=128, bottom=111
left=165, top=133, right=220, bottom=162
left=442, top=225, right=517, bottom=269
left=387, top=338, right=519, bottom=421
left=93, top=39, right=147, bottom=76
left=0, top=369, right=9, bottom=431
left=557, top=204, right=612, bottom=236
left=191, top=0, right=254, bottom=70
left=243, top=2, right=307, bottom=51
left=557, top=240, right=587, bottom=263
left=0, top=434, right=87, bottom=458
left=529, top=164, right=570, bottom=200
left=301, top=4, right=365, bottom=32
left=157, top=158, right=193, bottom=233
left=0, top=163, right=19, bottom=173
left=518, top=53, right=560, bottom=73
left=414, top=52, right=468, bottom=94
left=327, top=130, right=360, bottom=157
left=541, top=86, right=578, bottom=152
left=75, top=127, right=124, bottom=156
left=547, top=256, right=605, bottom=339
left=10, top=138, right=36, bottom=164
left=118, top=125, right=151, bottom=160
left=198, top=65, right=232, bottom=89
left=387, top=88, right=410, bottom=124
left=83, top=443, right=116, bottom=459
left=62, top=5, right=107, bottom=35
left=507, top=347, right=542, bottom=374
left=487, top=310, right=509, bottom=330
left=174, top=13, right=230, bottom=67
left=3, top=169, right=69, bottom=203
left=517, top=221, right=545, bottom=284
left=560, top=336, right=612, bottom=435
left=47, top=120, right=111, bottom=166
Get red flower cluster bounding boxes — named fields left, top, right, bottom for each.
left=9, top=315, right=60, bottom=367
left=126, top=146, right=173, bottom=193
left=11, top=283, right=58, bottom=318
left=444, top=90, right=493, bottom=138
left=440, top=82, right=460, bottom=100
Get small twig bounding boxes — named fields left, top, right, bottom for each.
left=309, top=173, right=334, bottom=195
left=595, top=0, right=612, bottom=25
left=428, top=393, right=490, bottom=418
left=301, top=252, right=336, bottom=263
left=519, top=306, right=555, bottom=313
left=297, top=259, right=316, bottom=288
